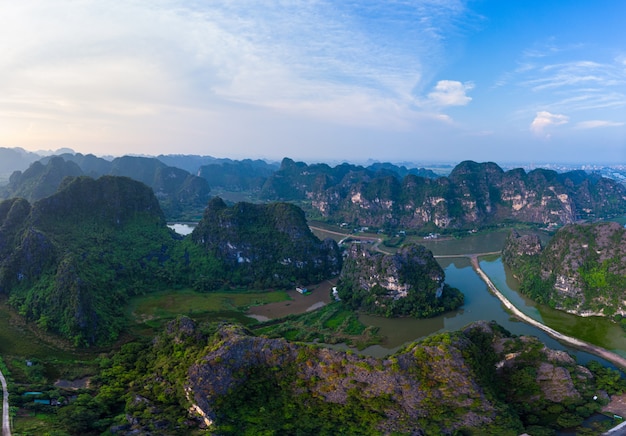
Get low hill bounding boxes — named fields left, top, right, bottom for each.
left=75, top=317, right=617, bottom=435
left=503, top=222, right=626, bottom=316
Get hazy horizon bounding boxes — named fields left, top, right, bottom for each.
left=1, top=1, right=625, bottom=164
left=5, top=145, right=626, bottom=171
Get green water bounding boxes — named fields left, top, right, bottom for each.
left=355, top=231, right=626, bottom=366
left=418, top=228, right=551, bottom=256
left=480, top=258, right=626, bottom=356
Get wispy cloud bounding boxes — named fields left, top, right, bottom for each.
left=522, top=60, right=624, bottom=92
left=0, top=0, right=472, bottom=135
left=530, top=111, right=569, bottom=137
left=575, top=120, right=624, bottom=129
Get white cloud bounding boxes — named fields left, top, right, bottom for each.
left=0, top=0, right=474, bottom=138
left=575, top=120, right=625, bottom=129
left=530, top=111, right=569, bottom=137
left=426, top=80, right=474, bottom=107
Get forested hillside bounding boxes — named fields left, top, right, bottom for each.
left=192, top=197, right=341, bottom=289
left=503, top=222, right=626, bottom=317
left=62, top=317, right=621, bottom=435
left=0, top=176, right=178, bottom=345
left=338, top=243, right=463, bottom=317
left=0, top=178, right=341, bottom=345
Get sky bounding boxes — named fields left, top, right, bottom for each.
left=1, top=0, right=625, bottom=165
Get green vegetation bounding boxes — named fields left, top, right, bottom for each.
left=254, top=303, right=380, bottom=349
left=129, top=288, right=289, bottom=320
left=192, top=197, right=342, bottom=289
left=504, top=222, right=626, bottom=316
left=0, top=176, right=340, bottom=346
left=213, top=364, right=394, bottom=435
left=6, top=317, right=626, bottom=435
left=262, top=159, right=626, bottom=233
left=3, top=162, right=626, bottom=434
left=338, top=243, right=464, bottom=318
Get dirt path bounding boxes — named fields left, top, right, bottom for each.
left=0, top=365, right=10, bottom=436
left=469, top=255, right=626, bottom=371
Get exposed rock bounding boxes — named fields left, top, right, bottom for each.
left=262, top=159, right=626, bottom=231
left=504, top=221, right=626, bottom=316
left=176, top=320, right=599, bottom=435
left=186, top=323, right=495, bottom=434
left=337, top=243, right=462, bottom=317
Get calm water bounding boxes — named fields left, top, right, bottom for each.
left=353, top=233, right=625, bottom=367
left=482, top=257, right=626, bottom=355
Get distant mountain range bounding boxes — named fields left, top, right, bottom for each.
left=1, top=154, right=211, bottom=220
left=261, top=159, right=626, bottom=231
left=2, top=148, right=625, bottom=230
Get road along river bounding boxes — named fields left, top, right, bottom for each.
left=469, top=255, right=626, bottom=371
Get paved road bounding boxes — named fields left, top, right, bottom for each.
left=469, top=255, right=626, bottom=371
left=0, top=366, right=9, bottom=436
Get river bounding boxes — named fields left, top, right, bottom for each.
left=344, top=231, right=626, bottom=368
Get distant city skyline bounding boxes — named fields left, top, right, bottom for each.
left=1, top=1, right=625, bottom=164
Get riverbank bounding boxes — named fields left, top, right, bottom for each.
left=470, top=255, right=626, bottom=371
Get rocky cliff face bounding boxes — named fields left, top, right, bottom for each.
left=502, top=230, right=543, bottom=273
left=338, top=243, right=463, bottom=317
left=504, top=222, right=626, bottom=316
left=192, top=197, right=341, bottom=288
left=263, top=159, right=626, bottom=230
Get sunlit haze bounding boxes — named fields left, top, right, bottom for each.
left=1, top=1, right=625, bottom=164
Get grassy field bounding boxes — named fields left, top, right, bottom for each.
left=127, top=288, right=291, bottom=324
left=254, top=303, right=381, bottom=349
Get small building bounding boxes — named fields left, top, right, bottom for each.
left=296, top=287, right=308, bottom=294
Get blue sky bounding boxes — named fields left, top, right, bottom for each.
left=1, top=1, right=624, bottom=164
